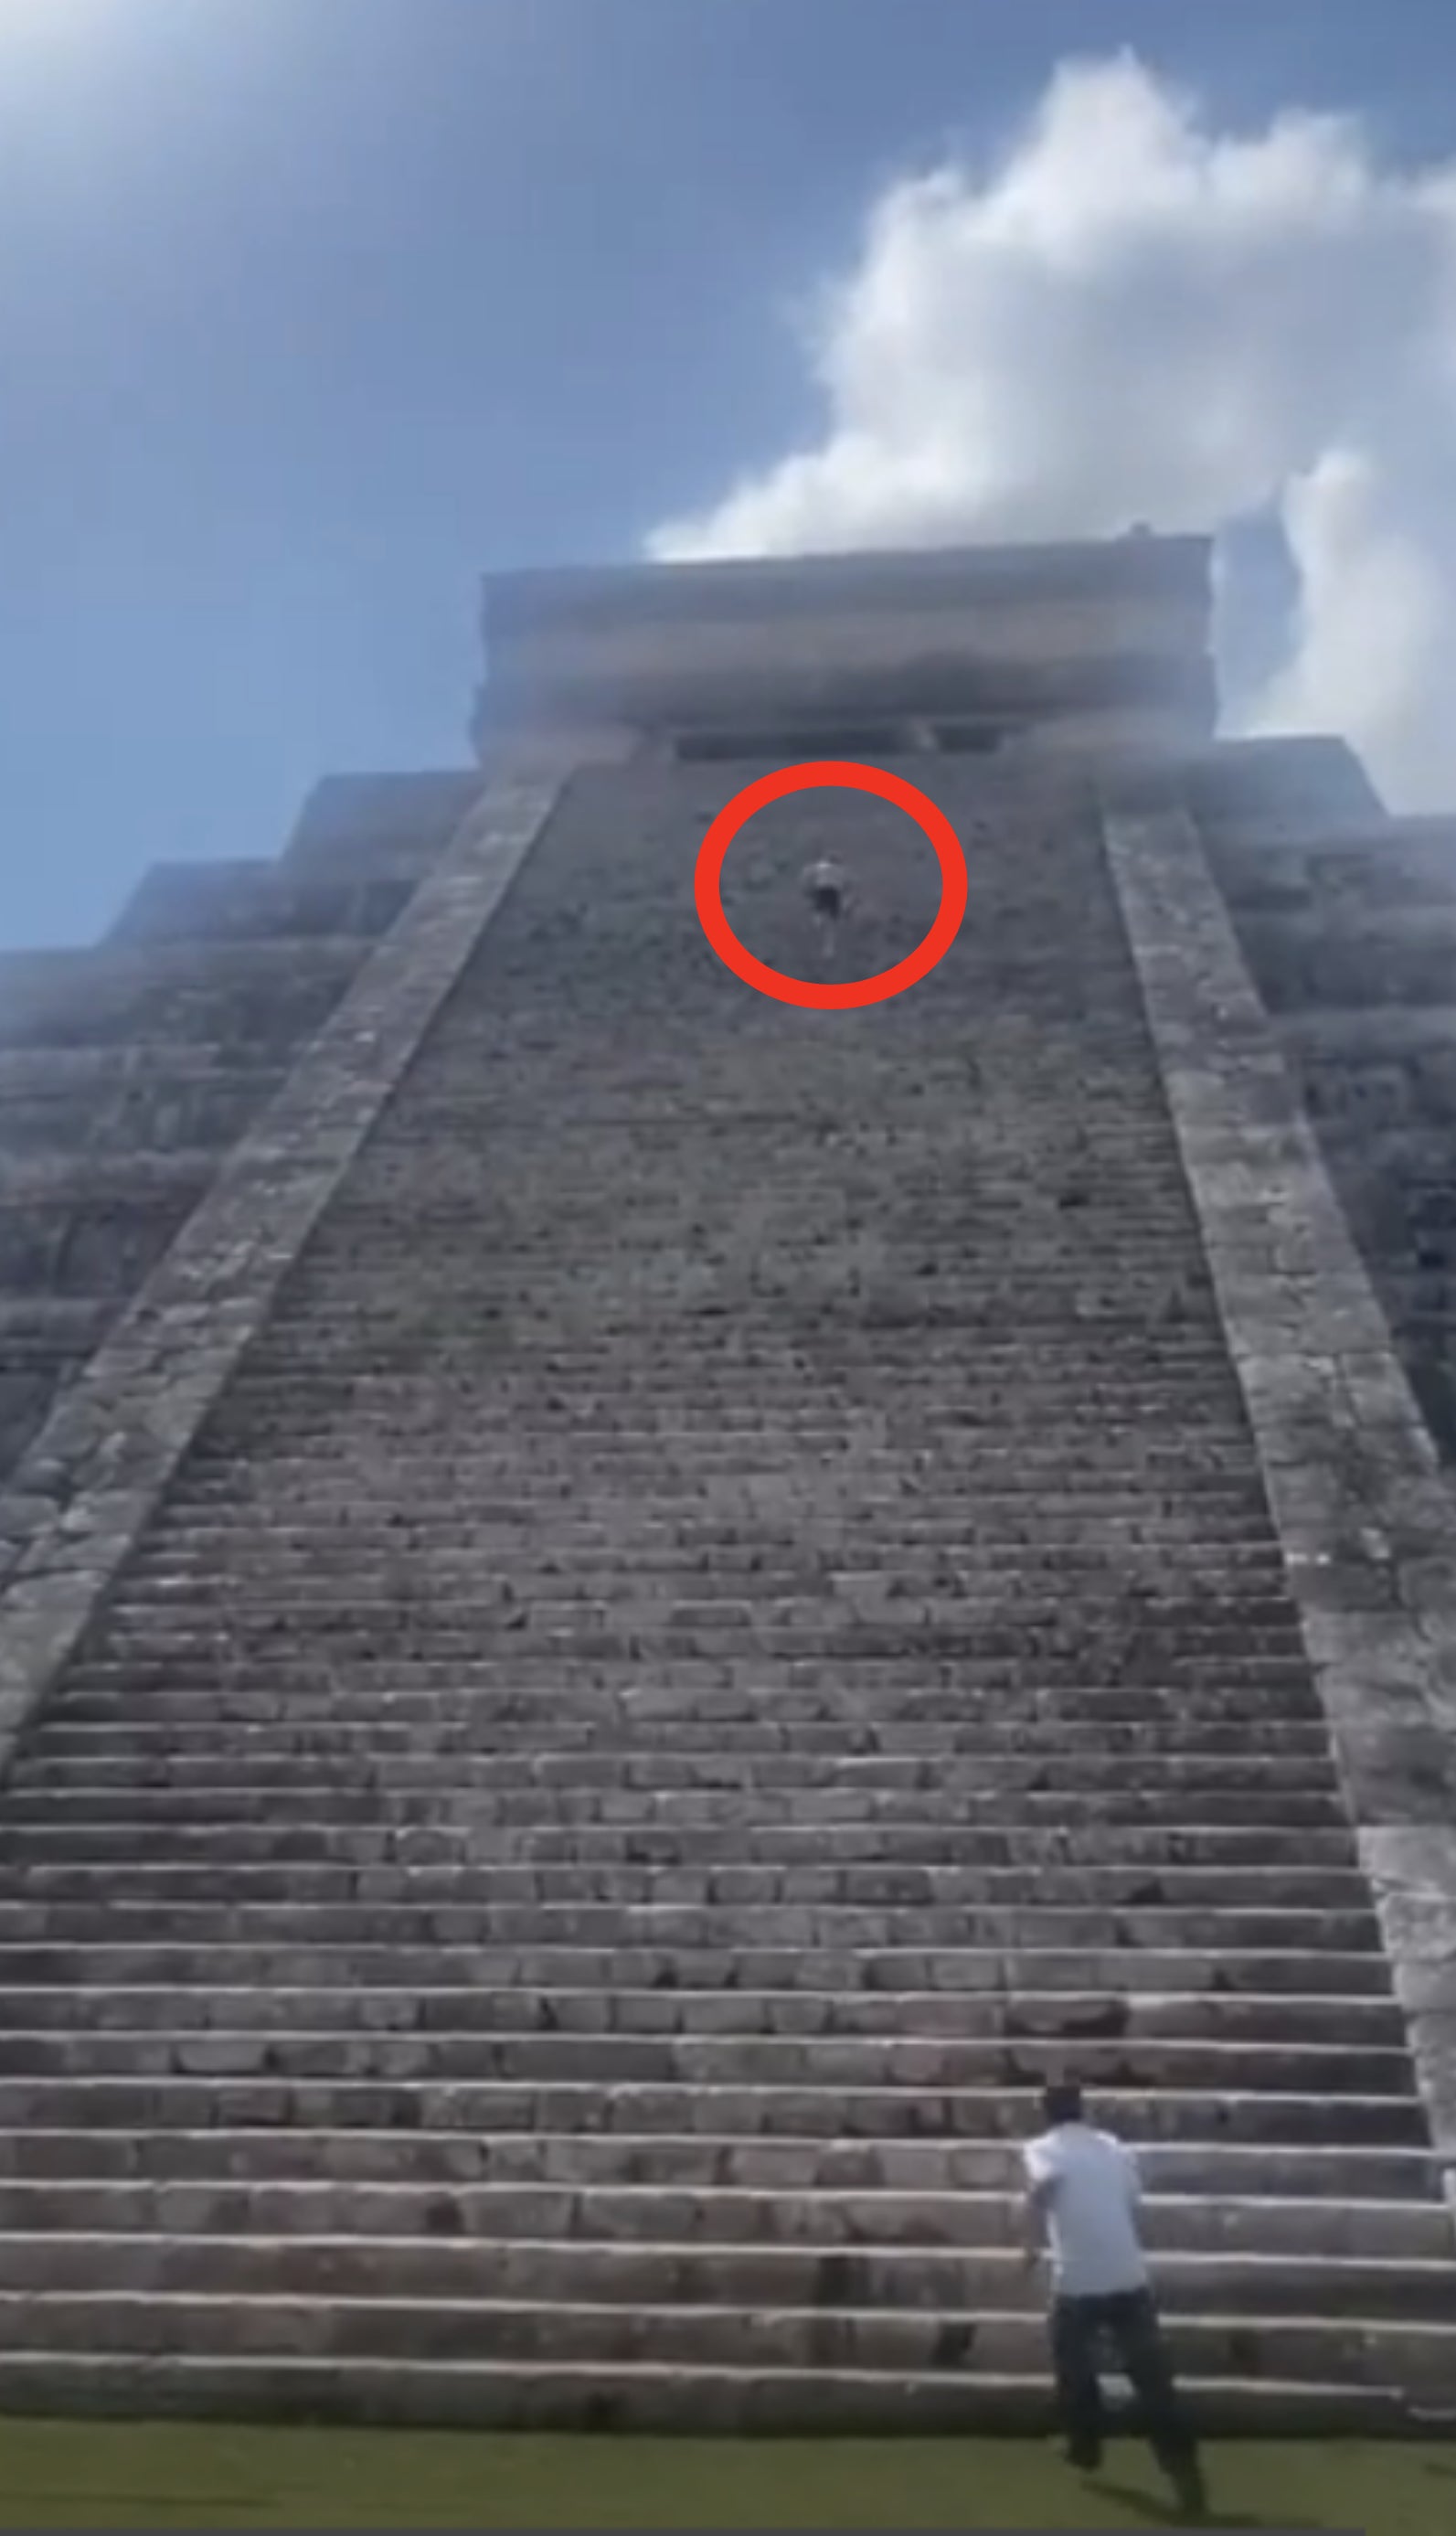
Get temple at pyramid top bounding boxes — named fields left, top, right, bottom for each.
left=473, top=530, right=1217, bottom=761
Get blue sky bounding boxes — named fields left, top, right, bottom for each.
left=3, top=0, right=1455, bottom=951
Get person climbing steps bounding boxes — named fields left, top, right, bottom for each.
left=802, top=854, right=849, bottom=960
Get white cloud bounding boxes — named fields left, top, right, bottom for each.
left=649, top=54, right=1456, bottom=809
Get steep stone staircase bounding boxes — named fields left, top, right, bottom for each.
left=0, top=753, right=1451, bottom=2427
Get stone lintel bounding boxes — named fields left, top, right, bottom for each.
left=477, top=538, right=1216, bottom=750
left=485, top=533, right=1213, bottom=628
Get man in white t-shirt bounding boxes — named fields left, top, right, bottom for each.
left=1022, top=2082, right=1206, bottom=2520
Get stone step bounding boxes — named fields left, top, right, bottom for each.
left=165, top=1492, right=1269, bottom=1532
left=0, top=2030, right=1414, bottom=2096
left=0, top=1944, right=1388, bottom=1998
left=124, top=1552, right=1292, bottom=1599
left=0, top=1848, right=1372, bottom=1917
left=110, top=1497, right=1294, bottom=1543
left=2, top=1742, right=1338, bottom=1796
left=250, top=1175, right=1204, bottom=1209
left=0, top=1785, right=1351, bottom=1831
left=236, top=1327, right=1247, bottom=1364
left=0, top=2347, right=1430, bottom=2435
left=0, top=2079, right=1424, bottom=2147
left=175, top=1452, right=1270, bottom=1490
left=26, top=1694, right=1330, bottom=1747
left=21, top=1669, right=1327, bottom=1722
left=216, top=1301, right=1229, bottom=1331
left=244, top=1217, right=1217, bottom=1251
left=253, top=1193, right=1206, bottom=1222
left=109, top=1574, right=1299, bottom=1621
left=37, top=1683, right=1323, bottom=1729
left=155, top=1412, right=1263, bottom=1458
left=198, top=1362, right=1249, bottom=1402
left=0, top=1734, right=1349, bottom=1795
left=15, top=1742, right=1337, bottom=1793
left=78, top=1624, right=1311, bottom=1673
left=205, top=1385, right=1224, bottom=1431
left=0, top=1761, right=1349, bottom=1813
left=95, top=1634, right=1309, bottom=1684
left=0, top=1986, right=1401, bottom=2045
left=0, top=2232, right=1447, bottom=2321
left=0, top=2291, right=1445, bottom=2396
left=193, top=1422, right=1254, bottom=1460
left=48, top=1657, right=1325, bottom=1702
left=210, top=1332, right=1237, bottom=1360
left=244, top=1215, right=1210, bottom=1244
left=0, top=1898, right=1378, bottom=1952
left=8, top=1706, right=1337, bottom=1757
left=239, top=1297, right=1241, bottom=1332
left=0, top=1937, right=1389, bottom=1998
left=96, top=1580, right=1302, bottom=1630
left=138, top=1517, right=1285, bottom=1558
left=69, top=1534, right=1302, bottom=1578
left=182, top=1420, right=1259, bottom=1459
left=0, top=2176, right=1444, bottom=2259
left=37, top=1642, right=1321, bottom=1690
left=157, top=1509, right=1284, bottom=1554
left=0, top=2125, right=1433, bottom=2203
left=0, top=1859, right=1370, bottom=1911
left=173, top=1459, right=1275, bottom=1497
left=131, top=1481, right=1288, bottom=1511
left=230, top=1406, right=1255, bottom=1441
left=203, top=1317, right=1237, bottom=1351
left=276, top=1147, right=1188, bottom=1175
left=0, top=1806, right=1358, bottom=1865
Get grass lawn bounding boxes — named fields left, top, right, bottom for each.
left=0, top=2419, right=1451, bottom=2530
